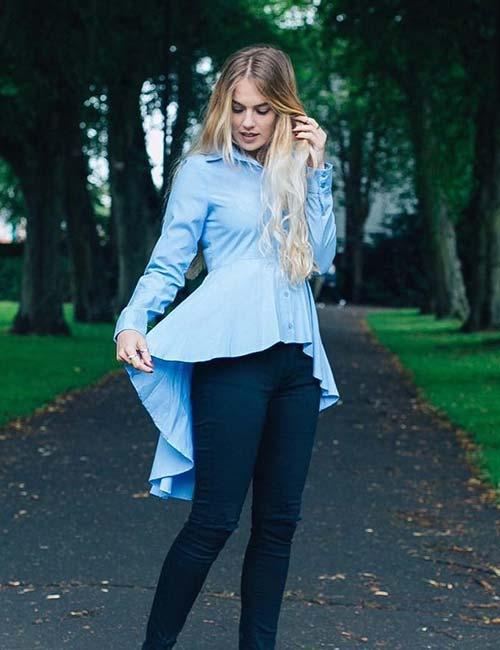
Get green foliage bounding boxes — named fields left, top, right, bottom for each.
left=319, top=0, right=476, bottom=222
left=366, top=308, right=500, bottom=490
left=0, top=301, right=118, bottom=426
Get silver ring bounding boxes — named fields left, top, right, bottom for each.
left=127, top=353, right=139, bottom=360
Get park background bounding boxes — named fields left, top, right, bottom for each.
left=1, top=4, right=499, bottom=512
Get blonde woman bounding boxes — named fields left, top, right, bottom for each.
left=114, top=44, right=340, bottom=650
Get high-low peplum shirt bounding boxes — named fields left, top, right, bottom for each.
left=113, top=143, right=341, bottom=502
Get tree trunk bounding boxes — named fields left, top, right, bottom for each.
left=437, top=199, right=469, bottom=321
left=461, top=9, right=500, bottom=331
left=461, top=122, right=500, bottom=331
left=343, top=127, right=370, bottom=302
left=490, top=187, right=500, bottom=327
left=108, top=78, right=160, bottom=313
left=409, top=92, right=467, bottom=318
left=344, top=204, right=367, bottom=303
left=10, top=127, right=69, bottom=335
left=161, top=0, right=178, bottom=192
left=64, top=109, right=115, bottom=323
left=161, top=3, right=197, bottom=192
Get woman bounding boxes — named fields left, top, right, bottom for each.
left=114, top=44, right=340, bottom=650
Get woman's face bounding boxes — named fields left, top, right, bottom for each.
left=231, top=78, right=277, bottom=157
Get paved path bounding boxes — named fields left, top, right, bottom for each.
left=1, top=304, right=499, bottom=649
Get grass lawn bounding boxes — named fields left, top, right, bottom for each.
left=365, top=308, right=500, bottom=492
left=0, top=301, right=119, bottom=427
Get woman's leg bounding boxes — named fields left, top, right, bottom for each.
left=239, top=345, right=322, bottom=650
left=142, top=349, right=280, bottom=650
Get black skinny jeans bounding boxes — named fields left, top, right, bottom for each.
left=142, top=341, right=322, bottom=650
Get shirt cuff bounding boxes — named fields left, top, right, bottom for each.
left=306, top=161, right=333, bottom=194
left=112, top=308, right=149, bottom=343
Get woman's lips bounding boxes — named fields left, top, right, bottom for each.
left=241, top=133, right=258, bottom=141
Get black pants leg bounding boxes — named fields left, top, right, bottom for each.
left=238, top=344, right=321, bottom=648
left=141, top=342, right=321, bottom=650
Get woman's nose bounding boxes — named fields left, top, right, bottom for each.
left=241, top=111, right=256, bottom=128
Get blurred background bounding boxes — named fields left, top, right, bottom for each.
left=0, top=1, right=499, bottom=488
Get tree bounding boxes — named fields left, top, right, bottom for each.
left=321, top=0, right=471, bottom=320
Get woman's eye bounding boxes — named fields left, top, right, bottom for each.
left=232, top=108, right=270, bottom=115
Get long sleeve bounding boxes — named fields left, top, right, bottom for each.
left=113, top=155, right=209, bottom=343
left=305, top=162, right=337, bottom=274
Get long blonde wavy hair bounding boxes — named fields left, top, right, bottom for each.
left=164, top=44, right=322, bottom=285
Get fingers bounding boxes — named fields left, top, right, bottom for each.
left=292, top=114, right=320, bottom=129
left=124, top=345, right=154, bottom=373
left=293, top=119, right=317, bottom=130
left=292, top=114, right=326, bottom=146
left=116, top=333, right=155, bottom=373
left=293, top=128, right=314, bottom=140
left=138, top=345, right=154, bottom=369
left=292, top=113, right=310, bottom=124
left=291, top=115, right=327, bottom=169
left=293, top=125, right=326, bottom=147
left=293, top=124, right=322, bottom=135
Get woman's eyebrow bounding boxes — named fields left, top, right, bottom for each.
left=232, top=100, right=269, bottom=108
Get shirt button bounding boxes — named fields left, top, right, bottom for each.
left=288, top=322, right=293, bottom=329
left=284, top=291, right=289, bottom=297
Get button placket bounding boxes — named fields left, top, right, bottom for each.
left=283, top=285, right=293, bottom=332
left=275, top=266, right=294, bottom=338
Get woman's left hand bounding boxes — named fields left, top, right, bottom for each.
left=292, top=114, right=327, bottom=169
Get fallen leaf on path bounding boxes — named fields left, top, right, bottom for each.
left=424, top=579, right=454, bottom=589
left=318, top=573, right=346, bottom=581
left=69, top=610, right=91, bottom=617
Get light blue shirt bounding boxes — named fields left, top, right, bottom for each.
left=113, top=143, right=341, bottom=502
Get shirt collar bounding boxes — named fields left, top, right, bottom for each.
left=205, top=142, right=263, bottom=169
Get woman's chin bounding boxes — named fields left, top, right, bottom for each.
left=237, top=137, right=262, bottom=151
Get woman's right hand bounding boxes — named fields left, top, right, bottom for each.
left=116, top=330, right=155, bottom=373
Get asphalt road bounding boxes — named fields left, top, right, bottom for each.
left=1, top=304, right=499, bottom=649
